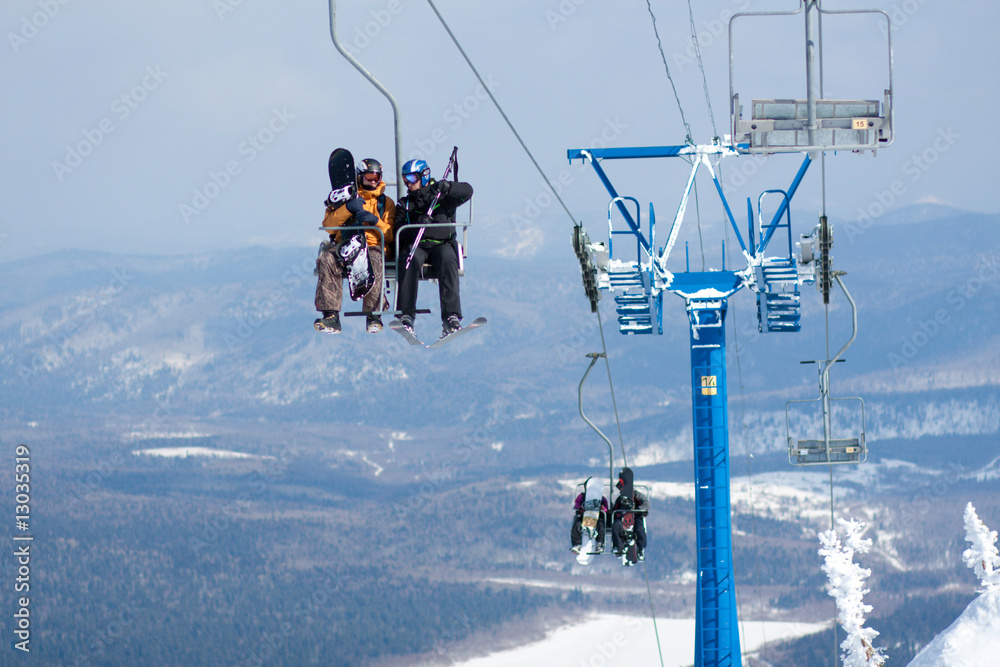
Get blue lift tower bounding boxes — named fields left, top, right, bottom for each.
left=569, top=3, right=893, bottom=666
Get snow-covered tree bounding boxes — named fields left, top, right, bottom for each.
left=962, top=502, right=1000, bottom=591
left=818, top=518, right=886, bottom=667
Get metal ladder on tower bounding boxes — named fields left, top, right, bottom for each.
left=607, top=196, right=655, bottom=335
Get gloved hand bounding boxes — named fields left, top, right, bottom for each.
left=345, top=197, right=365, bottom=215
left=433, top=179, right=451, bottom=196
left=355, top=209, right=378, bottom=226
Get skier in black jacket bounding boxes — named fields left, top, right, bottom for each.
left=611, top=467, right=647, bottom=562
left=393, top=158, right=473, bottom=339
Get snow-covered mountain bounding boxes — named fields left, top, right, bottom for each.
left=907, top=590, right=1000, bottom=667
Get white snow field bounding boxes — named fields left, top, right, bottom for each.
left=453, top=613, right=826, bottom=667
left=907, top=590, right=1000, bottom=667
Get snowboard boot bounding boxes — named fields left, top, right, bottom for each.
left=441, top=315, right=462, bottom=338
left=366, top=315, right=383, bottom=334
left=314, top=311, right=341, bottom=334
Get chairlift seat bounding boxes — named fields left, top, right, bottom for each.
left=734, top=95, right=891, bottom=154
left=789, top=437, right=865, bottom=465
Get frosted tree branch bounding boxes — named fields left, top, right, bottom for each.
left=962, top=502, right=1000, bottom=591
left=818, top=518, right=887, bottom=667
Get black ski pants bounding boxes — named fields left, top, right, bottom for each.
left=612, top=513, right=646, bottom=553
left=396, top=240, right=462, bottom=322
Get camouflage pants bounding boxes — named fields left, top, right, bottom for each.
left=315, top=245, right=384, bottom=313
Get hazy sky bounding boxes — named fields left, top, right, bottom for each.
left=2, top=0, right=997, bottom=263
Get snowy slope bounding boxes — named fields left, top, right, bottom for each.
left=453, top=613, right=825, bottom=667
left=907, top=591, right=1000, bottom=667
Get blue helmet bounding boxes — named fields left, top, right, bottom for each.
left=401, top=158, right=431, bottom=187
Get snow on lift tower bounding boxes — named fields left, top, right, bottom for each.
left=728, top=1, right=893, bottom=156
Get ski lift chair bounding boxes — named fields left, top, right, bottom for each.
left=729, top=4, right=893, bottom=155
left=786, top=390, right=867, bottom=465
left=317, top=196, right=472, bottom=320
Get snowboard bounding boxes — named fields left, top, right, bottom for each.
left=389, top=319, right=424, bottom=346
left=615, top=468, right=639, bottom=567
left=577, top=479, right=605, bottom=564
left=425, top=317, right=488, bottom=349
left=336, top=235, right=374, bottom=302
left=327, top=148, right=356, bottom=205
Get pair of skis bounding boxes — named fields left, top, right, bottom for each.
left=389, top=317, right=487, bottom=348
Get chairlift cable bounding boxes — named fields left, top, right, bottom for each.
left=685, top=0, right=719, bottom=139
left=596, top=307, right=665, bottom=667
left=693, top=180, right=706, bottom=271
left=645, top=0, right=694, bottom=144
left=595, top=307, right=628, bottom=467
left=429, top=8, right=660, bottom=660
left=425, top=0, right=578, bottom=227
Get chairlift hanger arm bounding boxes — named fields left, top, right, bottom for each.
left=578, top=353, right=615, bottom=497
left=328, top=0, right=403, bottom=200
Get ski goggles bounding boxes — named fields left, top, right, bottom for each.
left=402, top=172, right=422, bottom=184
left=361, top=171, right=382, bottom=184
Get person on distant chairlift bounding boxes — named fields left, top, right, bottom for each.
left=611, top=467, right=648, bottom=562
left=393, top=158, right=473, bottom=340
left=571, top=484, right=609, bottom=555
left=315, top=158, right=395, bottom=334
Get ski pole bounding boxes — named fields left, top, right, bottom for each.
left=404, top=146, right=458, bottom=271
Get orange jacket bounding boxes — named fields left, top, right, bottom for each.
left=321, top=181, right=395, bottom=251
